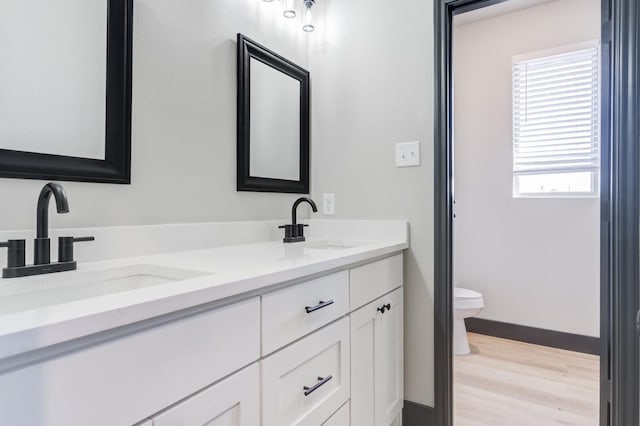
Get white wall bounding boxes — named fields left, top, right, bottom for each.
left=310, top=0, right=435, bottom=406
left=0, top=0, right=312, bottom=232
left=453, top=0, right=601, bottom=337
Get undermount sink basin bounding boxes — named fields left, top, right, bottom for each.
left=0, top=264, right=209, bottom=315
left=302, top=240, right=363, bottom=250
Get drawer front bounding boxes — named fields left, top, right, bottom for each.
left=350, top=254, right=403, bottom=310
left=152, top=363, right=260, bottom=426
left=262, top=271, right=349, bottom=355
left=262, top=318, right=350, bottom=426
left=0, top=298, right=260, bottom=426
left=322, top=402, right=349, bottom=426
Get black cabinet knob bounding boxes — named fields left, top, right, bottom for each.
left=377, top=303, right=392, bottom=314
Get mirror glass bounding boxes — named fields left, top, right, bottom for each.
left=0, top=0, right=107, bottom=160
left=249, top=58, right=300, bottom=181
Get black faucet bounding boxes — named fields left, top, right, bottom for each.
left=35, top=182, right=70, bottom=264
left=279, top=197, right=318, bottom=243
left=0, top=183, right=94, bottom=279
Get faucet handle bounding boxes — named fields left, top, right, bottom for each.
left=58, top=236, right=95, bottom=263
left=72, top=237, right=95, bottom=243
left=279, top=224, right=295, bottom=242
left=0, top=239, right=26, bottom=268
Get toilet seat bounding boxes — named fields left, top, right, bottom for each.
left=453, top=287, right=484, bottom=310
left=454, top=287, right=482, bottom=300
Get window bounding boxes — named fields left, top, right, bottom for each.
left=512, top=42, right=600, bottom=197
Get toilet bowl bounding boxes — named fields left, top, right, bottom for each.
left=453, top=287, right=484, bottom=355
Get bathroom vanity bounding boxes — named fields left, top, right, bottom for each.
left=0, top=220, right=407, bottom=426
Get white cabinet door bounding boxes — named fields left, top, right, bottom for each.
left=350, top=287, right=404, bottom=426
left=389, top=412, right=403, bottom=426
left=375, top=288, right=404, bottom=425
left=322, top=402, right=350, bottom=426
left=151, top=363, right=260, bottom=426
left=350, top=303, right=377, bottom=426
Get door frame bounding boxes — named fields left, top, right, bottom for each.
left=433, top=0, right=640, bottom=425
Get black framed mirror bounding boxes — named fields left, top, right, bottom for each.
left=237, top=33, right=310, bottom=194
left=0, top=0, right=133, bottom=184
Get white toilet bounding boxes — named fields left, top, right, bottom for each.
left=453, top=287, right=484, bottom=355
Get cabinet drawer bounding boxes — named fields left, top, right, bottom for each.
left=152, top=363, right=260, bottom=426
left=262, top=271, right=349, bottom=355
left=262, top=318, right=350, bottom=426
left=0, top=298, right=260, bottom=426
left=350, top=254, right=403, bottom=310
left=323, top=402, right=349, bottom=426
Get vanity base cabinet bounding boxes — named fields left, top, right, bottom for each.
left=150, top=363, right=260, bottom=426
left=350, top=287, right=404, bottom=426
left=0, top=253, right=405, bottom=426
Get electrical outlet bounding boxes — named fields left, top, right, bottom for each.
left=323, top=193, right=335, bottom=215
left=395, top=141, right=421, bottom=167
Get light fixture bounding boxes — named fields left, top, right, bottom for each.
left=283, top=0, right=296, bottom=18
left=302, top=0, right=315, bottom=32
left=262, top=0, right=319, bottom=33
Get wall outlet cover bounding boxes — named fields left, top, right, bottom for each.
left=322, top=193, right=335, bottom=215
left=395, top=141, right=421, bottom=167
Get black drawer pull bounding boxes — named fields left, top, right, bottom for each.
left=305, top=300, right=334, bottom=314
left=303, top=375, right=333, bottom=396
left=377, top=303, right=392, bottom=314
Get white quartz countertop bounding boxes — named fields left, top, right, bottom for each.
left=0, top=234, right=407, bottom=362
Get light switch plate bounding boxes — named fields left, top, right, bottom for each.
left=323, top=193, right=335, bottom=215
left=395, top=141, right=421, bottom=167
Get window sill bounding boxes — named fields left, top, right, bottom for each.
left=513, top=194, right=600, bottom=199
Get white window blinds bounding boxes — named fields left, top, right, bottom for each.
left=512, top=46, right=599, bottom=178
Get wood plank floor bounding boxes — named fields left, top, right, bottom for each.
left=454, top=333, right=599, bottom=426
